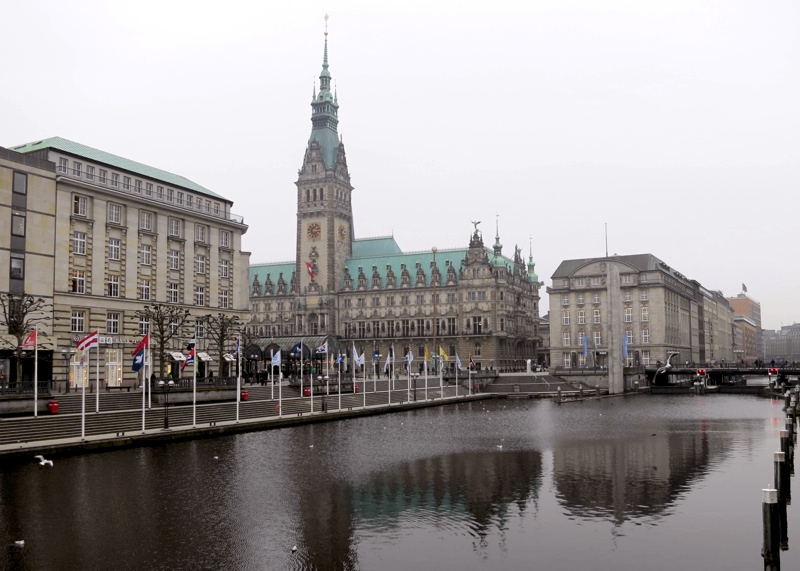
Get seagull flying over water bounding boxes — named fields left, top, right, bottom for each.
left=291, top=545, right=298, bottom=553
left=34, top=455, right=53, bottom=467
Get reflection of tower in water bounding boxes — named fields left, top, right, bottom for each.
left=552, top=422, right=732, bottom=524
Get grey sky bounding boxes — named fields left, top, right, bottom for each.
left=4, top=1, right=798, bottom=329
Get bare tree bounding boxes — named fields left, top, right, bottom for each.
left=0, top=293, right=51, bottom=387
left=134, top=304, right=191, bottom=378
left=204, top=313, right=243, bottom=377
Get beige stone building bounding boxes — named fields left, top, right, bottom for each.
left=548, top=254, right=734, bottom=369
left=0, top=147, right=57, bottom=384
left=8, top=138, right=249, bottom=387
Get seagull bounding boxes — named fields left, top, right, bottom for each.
left=291, top=545, right=298, bottom=553
left=213, top=456, right=219, bottom=460
left=309, top=444, right=314, bottom=448
left=34, top=455, right=53, bottom=467
left=14, top=540, right=25, bottom=547
left=496, top=444, right=503, bottom=450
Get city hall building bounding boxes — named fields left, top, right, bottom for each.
left=247, top=30, right=542, bottom=372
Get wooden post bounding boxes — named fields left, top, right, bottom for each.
left=776, top=452, right=789, bottom=551
left=762, top=488, right=780, bottom=570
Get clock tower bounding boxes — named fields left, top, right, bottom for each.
left=296, top=18, right=354, bottom=299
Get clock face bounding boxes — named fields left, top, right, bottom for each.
left=307, top=222, right=321, bottom=240
left=338, top=224, right=347, bottom=241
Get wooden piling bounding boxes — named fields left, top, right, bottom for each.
left=776, top=452, right=790, bottom=551
left=762, top=488, right=780, bottom=570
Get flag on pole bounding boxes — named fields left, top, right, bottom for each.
left=186, top=338, right=196, bottom=350
left=582, top=332, right=588, bottom=359
left=469, top=356, right=475, bottom=369
left=439, top=346, right=449, bottom=361
left=132, top=333, right=150, bottom=356
left=358, top=351, right=365, bottom=367
left=456, top=354, right=462, bottom=370
left=316, top=341, right=328, bottom=354
left=384, top=351, right=391, bottom=372
left=336, top=353, right=344, bottom=365
left=132, top=349, right=146, bottom=372
left=623, top=332, right=629, bottom=358
left=425, top=346, right=430, bottom=362
left=742, top=283, right=748, bottom=293
left=231, top=339, right=240, bottom=355
left=306, top=262, right=315, bottom=280
left=271, top=349, right=282, bottom=366
left=352, top=343, right=359, bottom=366
left=77, top=331, right=99, bottom=351
left=22, top=329, right=37, bottom=349
left=293, top=341, right=303, bottom=356
left=182, top=348, right=196, bottom=371
left=407, top=350, right=414, bottom=364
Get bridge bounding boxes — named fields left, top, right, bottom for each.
left=647, top=365, right=800, bottom=386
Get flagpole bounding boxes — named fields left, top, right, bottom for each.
left=270, top=349, right=274, bottom=400
left=81, top=353, right=86, bottom=439
left=278, top=359, right=283, bottom=418
left=424, top=356, right=428, bottom=400
left=33, top=325, right=39, bottom=417
left=407, top=353, right=411, bottom=402
left=337, top=355, right=341, bottom=411
left=468, top=353, right=472, bottom=396
left=236, top=334, right=241, bottom=423
left=300, top=340, right=304, bottom=400
left=192, top=348, right=197, bottom=428
left=455, top=354, right=459, bottom=398
left=141, top=362, right=146, bottom=432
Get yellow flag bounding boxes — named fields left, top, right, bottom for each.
left=425, top=346, right=430, bottom=361
left=439, top=346, right=449, bottom=361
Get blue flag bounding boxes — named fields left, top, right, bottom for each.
left=231, top=339, right=240, bottom=355
left=293, top=342, right=303, bottom=356
left=623, top=332, right=629, bottom=358
left=336, top=354, right=344, bottom=365
left=132, top=348, right=145, bottom=372
left=583, top=333, right=588, bottom=359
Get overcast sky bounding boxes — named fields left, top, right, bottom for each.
left=4, top=1, right=798, bottom=329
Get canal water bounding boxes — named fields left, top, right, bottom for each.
left=2, top=395, right=797, bottom=570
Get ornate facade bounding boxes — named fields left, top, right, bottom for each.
left=248, top=29, right=542, bottom=371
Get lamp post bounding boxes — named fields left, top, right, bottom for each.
left=61, top=349, right=75, bottom=394
left=158, top=379, right=175, bottom=430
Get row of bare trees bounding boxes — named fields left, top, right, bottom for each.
left=1, top=293, right=247, bottom=382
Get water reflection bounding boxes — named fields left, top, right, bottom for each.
left=1, top=397, right=794, bottom=571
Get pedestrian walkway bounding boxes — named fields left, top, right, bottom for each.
left=0, top=380, right=487, bottom=460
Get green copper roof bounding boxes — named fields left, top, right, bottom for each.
left=249, top=261, right=296, bottom=295
left=351, top=236, right=403, bottom=257
left=10, top=136, right=229, bottom=202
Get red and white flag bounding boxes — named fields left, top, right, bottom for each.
left=305, top=262, right=315, bottom=280
left=131, top=333, right=150, bottom=356
left=21, top=329, right=37, bottom=349
left=77, top=331, right=99, bottom=351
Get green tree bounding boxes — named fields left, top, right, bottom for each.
left=134, top=304, right=191, bottom=378
left=0, top=293, right=51, bottom=388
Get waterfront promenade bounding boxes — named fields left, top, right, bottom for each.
left=0, top=379, right=492, bottom=461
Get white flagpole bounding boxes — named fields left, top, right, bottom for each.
left=81, top=353, right=86, bottom=439
left=270, top=349, right=274, bottom=400
left=439, top=355, right=443, bottom=400
left=147, top=346, right=152, bottom=409
left=424, top=356, right=428, bottom=400
left=278, top=359, right=283, bottom=418
left=407, top=354, right=411, bottom=402
left=468, top=354, right=472, bottom=396
left=95, top=343, right=100, bottom=413
left=300, top=340, right=304, bottom=399
left=455, top=355, right=459, bottom=398
left=192, top=350, right=197, bottom=428
left=141, top=362, right=146, bottom=432
left=236, top=335, right=241, bottom=423
left=337, top=356, right=341, bottom=411
left=33, top=325, right=39, bottom=417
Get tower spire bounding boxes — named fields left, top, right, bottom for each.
left=493, top=213, right=502, bottom=256
left=307, top=14, right=340, bottom=170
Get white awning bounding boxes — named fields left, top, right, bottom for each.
left=197, top=352, right=213, bottom=362
left=222, top=353, right=236, bottom=362
left=170, top=352, right=186, bottom=361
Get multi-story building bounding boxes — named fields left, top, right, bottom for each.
left=8, top=138, right=249, bottom=386
left=548, top=254, right=734, bottom=369
left=727, top=292, right=763, bottom=360
left=764, top=324, right=800, bottom=364
left=0, top=146, right=57, bottom=383
left=248, top=29, right=542, bottom=372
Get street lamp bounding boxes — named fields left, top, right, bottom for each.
left=250, top=354, right=259, bottom=385
left=61, top=349, right=75, bottom=394
left=158, top=379, right=175, bottom=430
